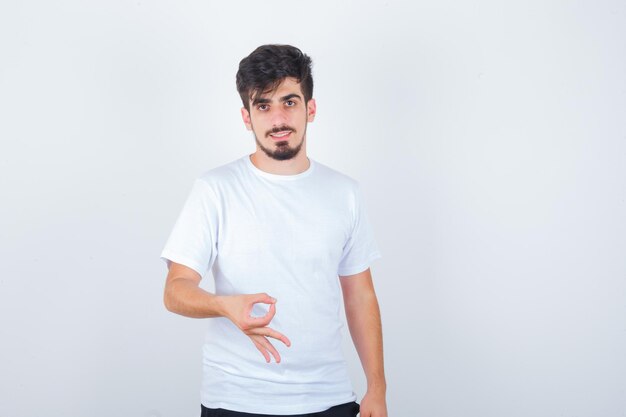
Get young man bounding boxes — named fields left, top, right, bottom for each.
left=160, top=44, right=387, bottom=417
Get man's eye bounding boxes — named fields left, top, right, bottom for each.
left=285, top=100, right=295, bottom=106
left=258, top=104, right=269, bottom=111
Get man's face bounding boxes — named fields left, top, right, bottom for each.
left=241, top=77, right=316, bottom=161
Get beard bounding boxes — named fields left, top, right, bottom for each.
left=254, top=123, right=307, bottom=161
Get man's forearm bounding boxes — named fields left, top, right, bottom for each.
left=164, top=278, right=225, bottom=319
left=344, top=291, right=387, bottom=391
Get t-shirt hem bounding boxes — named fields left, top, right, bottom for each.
left=200, top=393, right=357, bottom=415
left=337, top=251, right=382, bottom=276
left=160, top=250, right=206, bottom=278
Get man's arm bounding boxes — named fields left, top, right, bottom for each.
left=163, top=261, right=291, bottom=362
left=340, top=267, right=388, bottom=417
left=163, top=261, right=225, bottom=318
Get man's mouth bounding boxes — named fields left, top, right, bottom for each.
left=269, top=130, right=292, bottom=140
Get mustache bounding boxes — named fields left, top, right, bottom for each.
left=266, top=126, right=295, bottom=137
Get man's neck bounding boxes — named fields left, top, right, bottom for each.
left=249, top=151, right=310, bottom=175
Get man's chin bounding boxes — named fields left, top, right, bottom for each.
left=271, top=152, right=297, bottom=161
left=256, top=135, right=303, bottom=161
left=270, top=145, right=301, bottom=160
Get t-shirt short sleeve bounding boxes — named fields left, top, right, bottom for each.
left=160, top=178, right=219, bottom=278
left=337, top=182, right=382, bottom=276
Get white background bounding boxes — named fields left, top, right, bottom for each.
left=1, top=1, right=625, bottom=416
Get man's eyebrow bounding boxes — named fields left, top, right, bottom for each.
left=251, top=97, right=271, bottom=106
left=251, top=93, right=302, bottom=106
left=280, top=93, right=302, bottom=102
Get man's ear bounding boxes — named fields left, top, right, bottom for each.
left=241, top=107, right=252, bottom=131
left=307, top=98, right=317, bottom=123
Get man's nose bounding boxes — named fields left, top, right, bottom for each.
left=270, top=106, right=289, bottom=126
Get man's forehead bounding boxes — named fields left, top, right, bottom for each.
left=251, top=77, right=303, bottom=101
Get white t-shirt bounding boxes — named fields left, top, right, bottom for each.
left=160, top=154, right=382, bottom=415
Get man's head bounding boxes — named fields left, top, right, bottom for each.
left=236, top=44, right=314, bottom=112
left=236, top=44, right=316, bottom=161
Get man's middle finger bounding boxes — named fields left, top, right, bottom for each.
left=250, top=327, right=291, bottom=347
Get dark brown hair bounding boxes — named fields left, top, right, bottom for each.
left=236, top=44, right=314, bottom=111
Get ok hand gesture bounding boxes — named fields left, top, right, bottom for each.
left=221, top=293, right=291, bottom=363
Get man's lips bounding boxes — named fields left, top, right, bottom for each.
left=269, top=131, right=292, bottom=140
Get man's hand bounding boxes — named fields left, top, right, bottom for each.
left=220, top=293, right=291, bottom=363
left=359, top=387, right=388, bottom=417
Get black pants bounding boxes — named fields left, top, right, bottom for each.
left=201, top=401, right=360, bottom=417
